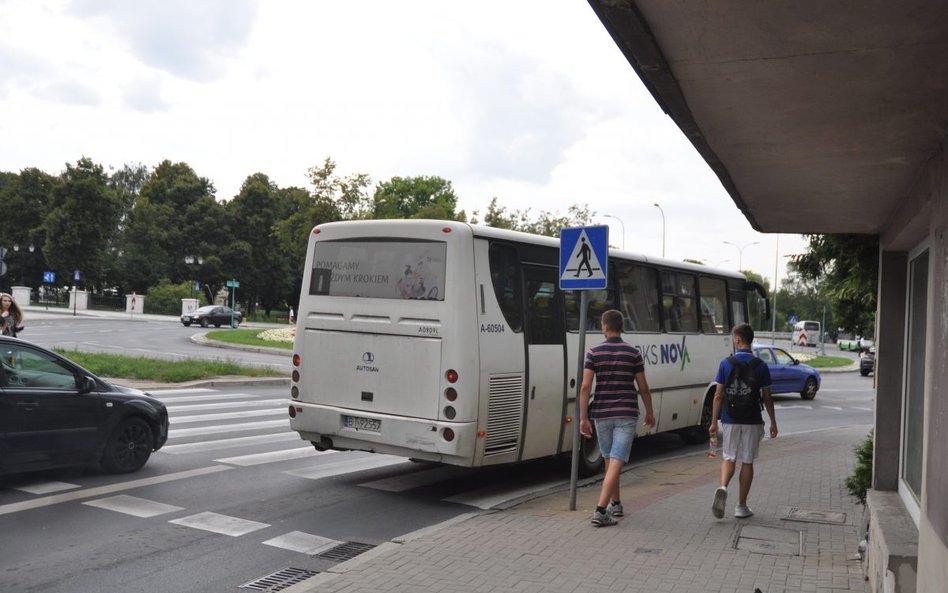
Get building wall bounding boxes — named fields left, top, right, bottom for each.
left=918, top=143, right=948, bottom=592
left=871, top=141, right=947, bottom=593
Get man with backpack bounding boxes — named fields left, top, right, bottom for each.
left=708, top=322, right=777, bottom=519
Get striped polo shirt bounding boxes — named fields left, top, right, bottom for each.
left=584, top=336, right=645, bottom=421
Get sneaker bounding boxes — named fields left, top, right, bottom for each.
left=712, top=487, right=727, bottom=519
left=606, top=501, right=624, bottom=517
left=591, top=509, right=617, bottom=527
left=735, top=504, right=754, bottom=518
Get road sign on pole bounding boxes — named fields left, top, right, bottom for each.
left=559, top=226, right=609, bottom=290
left=560, top=226, right=610, bottom=510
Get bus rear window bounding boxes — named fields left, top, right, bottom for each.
left=309, top=240, right=446, bottom=300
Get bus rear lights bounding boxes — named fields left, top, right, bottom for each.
left=444, top=387, right=457, bottom=401
left=477, top=430, right=487, bottom=438
left=292, top=354, right=301, bottom=366
left=445, top=369, right=459, bottom=383
left=565, top=416, right=573, bottom=423
left=288, top=405, right=298, bottom=418
left=313, top=229, right=321, bottom=234
left=443, top=406, right=456, bottom=420
left=442, top=227, right=452, bottom=233
left=291, top=386, right=299, bottom=399
left=292, top=370, right=300, bottom=382
left=442, top=428, right=455, bottom=442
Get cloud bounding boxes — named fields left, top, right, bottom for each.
left=122, top=75, right=168, bottom=112
left=68, top=0, right=257, bottom=80
left=36, top=80, right=101, bottom=106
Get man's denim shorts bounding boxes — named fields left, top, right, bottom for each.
left=595, top=418, right=638, bottom=461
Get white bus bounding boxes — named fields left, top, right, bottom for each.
left=288, top=220, right=769, bottom=475
left=792, top=320, right=821, bottom=347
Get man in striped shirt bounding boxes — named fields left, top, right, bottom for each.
left=580, top=309, right=656, bottom=526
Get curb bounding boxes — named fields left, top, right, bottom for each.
left=188, top=331, right=292, bottom=356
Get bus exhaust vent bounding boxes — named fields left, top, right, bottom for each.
left=485, top=374, right=523, bottom=455
left=239, top=567, right=319, bottom=591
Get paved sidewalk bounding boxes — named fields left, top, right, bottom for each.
left=289, top=426, right=871, bottom=593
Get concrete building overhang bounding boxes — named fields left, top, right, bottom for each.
left=588, top=0, right=948, bottom=240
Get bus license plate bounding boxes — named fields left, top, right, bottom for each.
left=344, top=415, right=381, bottom=432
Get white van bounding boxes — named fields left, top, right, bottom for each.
left=793, top=320, right=821, bottom=347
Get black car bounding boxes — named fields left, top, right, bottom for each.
left=0, top=336, right=169, bottom=476
left=181, top=305, right=242, bottom=328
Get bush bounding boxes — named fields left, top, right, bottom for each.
left=844, top=431, right=874, bottom=505
left=144, top=280, right=200, bottom=315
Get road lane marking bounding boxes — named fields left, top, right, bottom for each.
left=13, top=481, right=81, bottom=495
left=853, top=406, right=874, bottom=411
left=156, top=393, right=263, bottom=403
left=0, top=465, right=231, bottom=516
left=169, top=511, right=269, bottom=536
left=150, top=388, right=216, bottom=396
left=774, top=404, right=814, bottom=410
left=821, top=406, right=844, bottom=411
left=171, top=408, right=287, bottom=424
left=165, top=399, right=287, bottom=412
left=284, top=453, right=408, bottom=481
left=263, top=531, right=341, bottom=554
left=360, top=465, right=470, bottom=492
left=169, top=419, right=289, bottom=438
left=443, top=478, right=565, bottom=509
left=83, top=495, right=183, bottom=517
left=215, top=447, right=329, bottom=466
left=160, top=432, right=300, bottom=454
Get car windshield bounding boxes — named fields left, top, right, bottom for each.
left=195, top=306, right=217, bottom=314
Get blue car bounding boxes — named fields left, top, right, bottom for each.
left=752, top=344, right=821, bottom=400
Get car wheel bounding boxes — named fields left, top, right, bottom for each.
left=182, top=321, right=191, bottom=327
left=101, top=418, right=153, bottom=473
left=860, top=369, right=870, bottom=376
left=801, top=377, right=818, bottom=400
left=200, top=318, right=209, bottom=328
left=214, top=323, right=221, bottom=328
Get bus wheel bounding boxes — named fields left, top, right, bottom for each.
left=577, top=432, right=603, bottom=477
left=680, top=391, right=714, bottom=445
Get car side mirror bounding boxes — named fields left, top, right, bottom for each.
left=80, top=375, right=97, bottom=393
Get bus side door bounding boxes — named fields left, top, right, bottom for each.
left=520, top=265, right=566, bottom=461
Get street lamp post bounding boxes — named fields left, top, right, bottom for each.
left=722, top=240, right=759, bottom=271
left=600, top=214, right=625, bottom=250
left=184, top=255, right=204, bottom=302
left=12, top=243, right=34, bottom=285
left=653, top=203, right=665, bottom=257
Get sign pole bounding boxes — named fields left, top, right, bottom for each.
left=568, top=290, right=589, bottom=511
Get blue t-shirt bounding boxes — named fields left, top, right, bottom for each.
left=584, top=337, right=645, bottom=421
left=714, top=348, right=772, bottom=425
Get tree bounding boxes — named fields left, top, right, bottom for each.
left=44, top=158, right=123, bottom=289
left=472, top=198, right=595, bottom=238
left=372, top=176, right=462, bottom=220
left=227, top=173, right=297, bottom=315
left=790, top=235, right=878, bottom=336
left=0, top=168, right=57, bottom=287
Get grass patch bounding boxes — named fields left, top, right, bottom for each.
left=806, top=355, right=854, bottom=369
left=205, top=329, right=294, bottom=350
left=54, top=349, right=285, bottom=383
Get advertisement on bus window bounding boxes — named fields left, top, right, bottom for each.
left=310, top=240, right=446, bottom=301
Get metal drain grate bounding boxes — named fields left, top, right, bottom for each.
left=239, top=567, right=319, bottom=591
left=783, top=507, right=848, bottom=525
left=316, top=541, right=376, bottom=562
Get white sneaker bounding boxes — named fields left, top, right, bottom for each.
left=712, top=487, right=727, bottom=519
left=734, top=504, right=754, bottom=518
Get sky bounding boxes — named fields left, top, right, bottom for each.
left=0, top=0, right=807, bottom=285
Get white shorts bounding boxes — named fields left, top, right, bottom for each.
left=720, top=423, right=764, bottom=464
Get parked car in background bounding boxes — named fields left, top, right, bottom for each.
left=0, top=336, right=169, bottom=476
left=860, top=347, right=875, bottom=376
left=752, top=344, right=821, bottom=400
left=181, top=305, right=242, bottom=328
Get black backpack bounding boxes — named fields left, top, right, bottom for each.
left=724, top=356, right=763, bottom=422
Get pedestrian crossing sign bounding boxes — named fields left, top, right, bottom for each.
left=559, top=226, right=609, bottom=290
